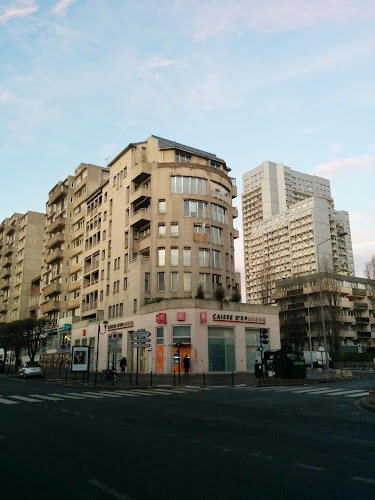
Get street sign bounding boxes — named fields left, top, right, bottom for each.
left=357, top=343, right=362, bottom=353
left=132, top=330, right=151, bottom=339
left=111, top=338, right=119, bottom=347
left=112, top=332, right=119, bottom=340
left=132, top=342, right=151, bottom=349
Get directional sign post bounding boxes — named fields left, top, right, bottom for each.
left=131, top=342, right=151, bottom=349
left=131, top=331, right=152, bottom=386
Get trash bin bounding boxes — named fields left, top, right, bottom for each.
left=255, top=363, right=263, bottom=379
left=272, top=349, right=289, bottom=378
left=287, top=354, right=306, bottom=379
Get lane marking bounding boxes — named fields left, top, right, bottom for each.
left=117, top=391, right=156, bottom=396
left=325, top=390, right=369, bottom=397
left=28, top=394, right=64, bottom=401
left=344, top=392, right=369, bottom=398
left=95, top=391, right=123, bottom=398
left=89, top=479, right=134, bottom=499
left=68, top=392, right=104, bottom=399
left=0, top=397, right=19, bottom=405
left=48, top=393, right=86, bottom=400
left=109, top=391, right=138, bottom=397
left=296, top=463, right=324, bottom=471
left=249, top=452, right=272, bottom=459
left=352, top=476, right=375, bottom=485
left=8, top=395, right=42, bottom=403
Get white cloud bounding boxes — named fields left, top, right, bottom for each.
left=0, top=0, right=37, bottom=22
left=144, top=55, right=179, bottom=68
left=52, top=0, right=76, bottom=16
left=313, top=154, right=375, bottom=178
left=0, top=90, right=15, bottom=103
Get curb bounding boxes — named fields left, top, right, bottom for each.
left=361, top=397, right=375, bottom=414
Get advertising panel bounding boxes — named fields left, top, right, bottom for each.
left=71, top=346, right=90, bottom=372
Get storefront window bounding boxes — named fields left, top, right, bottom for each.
left=208, top=327, right=235, bottom=372
left=245, top=328, right=260, bottom=370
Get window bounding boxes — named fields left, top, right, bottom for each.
left=199, top=248, right=210, bottom=267
left=183, top=247, right=191, bottom=266
left=184, top=200, right=208, bottom=218
left=171, top=247, right=178, bottom=266
left=158, top=223, right=166, bottom=238
left=145, top=272, right=150, bottom=292
left=211, top=226, right=222, bottom=245
left=171, top=272, right=179, bottom=292
left=158, top=247, right=165, bottom=266
left=123, top=277, right=128, bottom=290
left=212, top=250, right=221, bottom=269
left=175, top=151, right=191, bottom=163
left=142, top=147, right=146, bottom=158
left=184, top=272, right=191, bottom=292
left=171, top=176, right=207, bottom=195
left=133, top=299, right=137, bottom=313
left=170, top=222, right=178, bottom=237
left=211, top=203, right=226, bottom=224
left=158, top=200, right=166, bottom=214
left=157, top=272, right=165, bottom=292
left=199, top=273, right=210, bottom=293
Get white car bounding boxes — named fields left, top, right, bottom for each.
left=18, top=362, right=42, bottom=379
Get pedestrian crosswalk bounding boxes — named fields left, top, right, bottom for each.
left=0, top=387, right=209, bottom=406
left=236, top=385, right=369, bottom=398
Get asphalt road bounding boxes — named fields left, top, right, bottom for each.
left=0, top=374, right=374, bottom=500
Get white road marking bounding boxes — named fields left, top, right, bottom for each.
left=249, top=452, right=273, bottom=459
left=296, top=463, right=324, bottom=471
left=95, top=391, right=123, bottom=398
left=344, top=392, right=369, bottom=398
left=48, top=393, right=86, bottom=400
left=89, top=479, right=134, bottom=499
left=352, top=476, right=375, bottom=485
left=68, top=392, right=104, bottom=399
left=8, top=395, right=42, bottom=403
left=0, top=397, right=19, bottom=405
left=28, top=394, right=64, bottom=401
left=325, top=389, right=369, bottom=397
left=109, top=391, right=138, bottom=397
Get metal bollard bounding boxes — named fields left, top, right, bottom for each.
left=231, top=371, right=234, bottom=387
left=150, top=371, right=153, bottom=387
left=203, top=372, right=206, bottom=388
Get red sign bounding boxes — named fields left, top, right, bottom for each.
left=177, top=312, right=185, bottom=321
left=156, top=313, right=167, bottom=324
left=200, top=312, right=207, bottom=323
left=82, top=330, right=86, bottom=336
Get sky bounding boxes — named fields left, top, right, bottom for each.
left=1, top=0, right=374, bottom=292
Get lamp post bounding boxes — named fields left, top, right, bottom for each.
left=95, top=320, right=108, bottom=386
left=316, top=232, right=347, bottom=372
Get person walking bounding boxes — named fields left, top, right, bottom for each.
left=183, top=355, right=190, bottom=375
left=120, top=356, right=127, bottom=374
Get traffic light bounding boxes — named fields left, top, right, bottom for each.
left=260, top=328, right=269, bottom=346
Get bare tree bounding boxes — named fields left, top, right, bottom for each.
left=364, top=255, right=375, bottom=279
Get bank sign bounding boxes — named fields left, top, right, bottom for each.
left=212, top=314, right=266, bottom=324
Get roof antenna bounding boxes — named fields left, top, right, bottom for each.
left=105, top=155, right=111, bottom=166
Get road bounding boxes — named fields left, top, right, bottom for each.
left=0, top=374, right=374, bottom=499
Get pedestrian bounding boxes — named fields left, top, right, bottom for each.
left=183, top=355, right=190, bottom=375
left=120, top=356, right=127, bottom=374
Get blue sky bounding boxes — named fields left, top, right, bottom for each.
left=1, top=0, right=374, bottom=287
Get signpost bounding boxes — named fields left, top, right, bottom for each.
left=131, top=331, right=151, bottom=385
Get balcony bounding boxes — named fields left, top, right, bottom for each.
left=351, top=287, right=366, bottom=297
left=354, top=301, right=368, bottom=309
left=69, top=262, right=82, bottom=275
left=232, top=207, right=239, bottom=219
left=40, top=301, right=61, bottom=314
left=5, top=222, right=16, bottom=236
left=193, top=232, right=209, bottom=244
left=48, top=214, right=66, bottom=233
left=13, top=290, right=21, bottom=299
left=0, top=279, right=10, bottom=290
left=355, top=316, right=370, bottom=324
left=131, top=207, right=151, bottom=229
left=233, top=228, right=239, bottom=239
left=131, top=161, right=152, bottom=185
left=43, top=282, right=62, bottom=297
left=46, top=249, right=64, bottom=265
left=3, top=256, right=13, bottom=268
left=68, top=280, right=81, bottom=292
left=130, top=184, right=151, bottom=206
left=49, top=184, right=68, bottom=205
left=67, top=297, right=81, bottom=310
left=82, top=300, right=98, bottom=313
left=357, top=331, right=372, bottom=338
left=46, top=233, right=64, bottom=249
left=74, top=177, right=86, bottom=194
left=231, top=184, right=237, bottom=198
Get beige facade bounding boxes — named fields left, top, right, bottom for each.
left=242, top=161, right=354, bottom=304
left=0, top=211, right=45, bottom=323
left=40, top=164, right=109, bottom=327
left=70, top=299, right=280, bottom=374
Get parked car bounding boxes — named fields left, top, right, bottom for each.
left=18, top=361, right=42, bottom=379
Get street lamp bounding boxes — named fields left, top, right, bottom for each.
left=317, top=232, right=347, bottom=372
left=95, top=320, right=108, bottom=386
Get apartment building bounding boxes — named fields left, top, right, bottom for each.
left=40, top=164, right=109, bottom=328
left=274, top=273, right=375, bottom=352
left=242, top=161, right=354, bottom=304
left=0, top=211, right=45, bottom=323
left=68, top=135, right=268, bottom=374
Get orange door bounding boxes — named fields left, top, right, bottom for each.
left=173, top=345, right=191, bottom=372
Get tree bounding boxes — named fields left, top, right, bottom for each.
left=213, top=285, right=226, bottom=309
left=364, top=255, right=375, bottom=279
left=231, top=290, right=241, bottom=302
left=196, top=284, right=204, bottom=299
left=22, top=318, right=50, bottom=362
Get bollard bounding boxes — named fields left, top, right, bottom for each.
left=231, top=371, right=234, bottom=387
left=150, top=371, right=153, bottom=387
left=203, top=372, right=206, bottom=388
left=174, top=371, right=176, bottom=386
